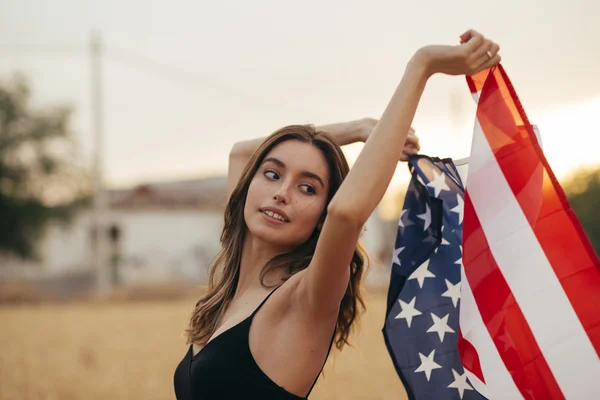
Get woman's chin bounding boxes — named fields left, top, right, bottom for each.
left=248, top=224, right=282, bottom=241
left=247, top=226, right=302, bottom=249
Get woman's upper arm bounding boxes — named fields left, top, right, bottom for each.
left=297, top=207, right=364, bottom=315
left=227, top=148, right=249, bottom=195
left=227, top=137, right=270, bottom=194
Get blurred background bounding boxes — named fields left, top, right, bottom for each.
left=0, top=1, right=598, bottom=399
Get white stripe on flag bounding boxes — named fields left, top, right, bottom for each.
left=449, top=124, right=542, bottom=186
left=467, top=119, right=600, bottom=399
left=460, top=265, right=524, bottom=399
left=464, top=370, right=488, bottom=400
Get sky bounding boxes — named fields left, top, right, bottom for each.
left=1, top=0, right=599, bottom=191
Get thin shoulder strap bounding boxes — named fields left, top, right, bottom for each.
left=306, top=327, right=337, bottom=397
left=250, top=285, right=282, bottom=318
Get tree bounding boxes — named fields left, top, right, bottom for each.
left=0, top=74, right=91, bottom=260
left=564, top=166, right=600, bottom=255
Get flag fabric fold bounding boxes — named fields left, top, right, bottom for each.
left=383, top=155, right=485, bottom=400
left=460, top=64, right=600, bottom=399
left=384, top=64, right=600, bottom=400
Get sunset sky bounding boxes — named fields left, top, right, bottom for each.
left=1, top=0, right=598, bottom=191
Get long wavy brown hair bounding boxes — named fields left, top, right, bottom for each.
left=185, top=124, right=368, bottom=351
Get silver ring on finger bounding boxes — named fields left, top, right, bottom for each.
left=486, top=50, right=493, bottom=59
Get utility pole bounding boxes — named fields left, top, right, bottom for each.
left=90, top=31, right=110, bottom=295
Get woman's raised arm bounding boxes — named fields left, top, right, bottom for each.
left=299, top=30, right=501, bottom=315
left=226, top=118, right=378, bottom=195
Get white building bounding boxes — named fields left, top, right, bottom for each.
left=0, top=176, right=395, bottom=287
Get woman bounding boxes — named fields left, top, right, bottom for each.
left=174, top=29, right=500, bottom=399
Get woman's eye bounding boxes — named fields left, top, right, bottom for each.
left=264, top=170, right=279, bottom=180
left=300, top=184, right=316, bottom=195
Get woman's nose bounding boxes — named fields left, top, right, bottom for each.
left=272, top=183, right=291, bottom=204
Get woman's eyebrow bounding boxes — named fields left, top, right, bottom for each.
left=263, top=157, right=325, bottom=189
left=263, top=157, right=285, bottom=168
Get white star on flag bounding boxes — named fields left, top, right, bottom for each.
left=394, top=297, right=422, bottom=328
left=414, top=349, right=442, bottom=381
left=427, top=312, right=455, bottom=342
left=426, top=169, right=451, bottom=196
left=398, top=208, right=413, bottom=229
left=392, top=246, right=405, bottom=266
left=416, top=204, right=431, bottom=231
left=447, top=368, right=474, bottom=399
left=398, top=209, right=408, bottom=228
left=450, top=193, right=464, bottom=224
left=434, top=231, right=449, bottom=254
left=497, top=333, right=514, bottom=352
left=408, top=260, right=436, bottom=288
left=441, top=279, right=461, bottom=308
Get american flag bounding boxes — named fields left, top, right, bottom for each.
left=459, top=65, right=600, bottom=399
left=384, top=64, right=600, bottom=399
left=383, top=155, right=483, bottom=400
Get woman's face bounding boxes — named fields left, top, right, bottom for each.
left=244, top=140, right=330, bottom=250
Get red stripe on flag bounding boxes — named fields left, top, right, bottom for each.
left=476, top=66, right=600, bottom=355
left=457, top=329, right=486, bottom=384
left=463, top=194, right=564, bottom=399
left=467, top=69, right=491, bottom=96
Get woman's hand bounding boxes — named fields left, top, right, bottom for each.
left=354, top=117, right=378, bottom=142
left=359, top=119, right=419, bottom=161
left=400, top=130, right=420, bottom=161
left=416, top=29, right=501, bottom=77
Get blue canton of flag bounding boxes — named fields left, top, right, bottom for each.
left=383, top=155, right=486, bottom=400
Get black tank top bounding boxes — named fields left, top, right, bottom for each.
left=173, top=286, right=335, bottom=399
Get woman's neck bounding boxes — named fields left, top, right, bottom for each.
left=236, top=233, right=290, bottom=295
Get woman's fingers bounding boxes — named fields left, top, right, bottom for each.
left=459, top=29, right=480, bottom=44
left=462, top=33, right=485, bottom=54
left=488, top=42, right=500, bottom=58
left=472, top=39, right=495, bottom=61
left=400, top=133, right=420, bottom=161
left=468, top=40, right=500, bottom=73
left=405, top=134, right=420, bottom=151
left=456, top=29, right=501, bottom=75
left=476, top=53, right=502, bottom=73
left=400, top=147, right=419, bottom=162
left=403, top=135, right=420, bottom=159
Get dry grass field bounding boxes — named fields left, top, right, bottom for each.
left=0, top=286, right=407, bottom=400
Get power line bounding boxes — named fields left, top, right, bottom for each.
left=0, top=43, right=84, bottom=56
left=106, top=47, right=240, bottom=97
left=104, top=46, right=293, bottom=113
left=0, top=41, right=297, bottom=114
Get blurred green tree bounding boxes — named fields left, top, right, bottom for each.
left=565, top=166, right=600, bottom=255
left=0, top=74, right=91, bottom=260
